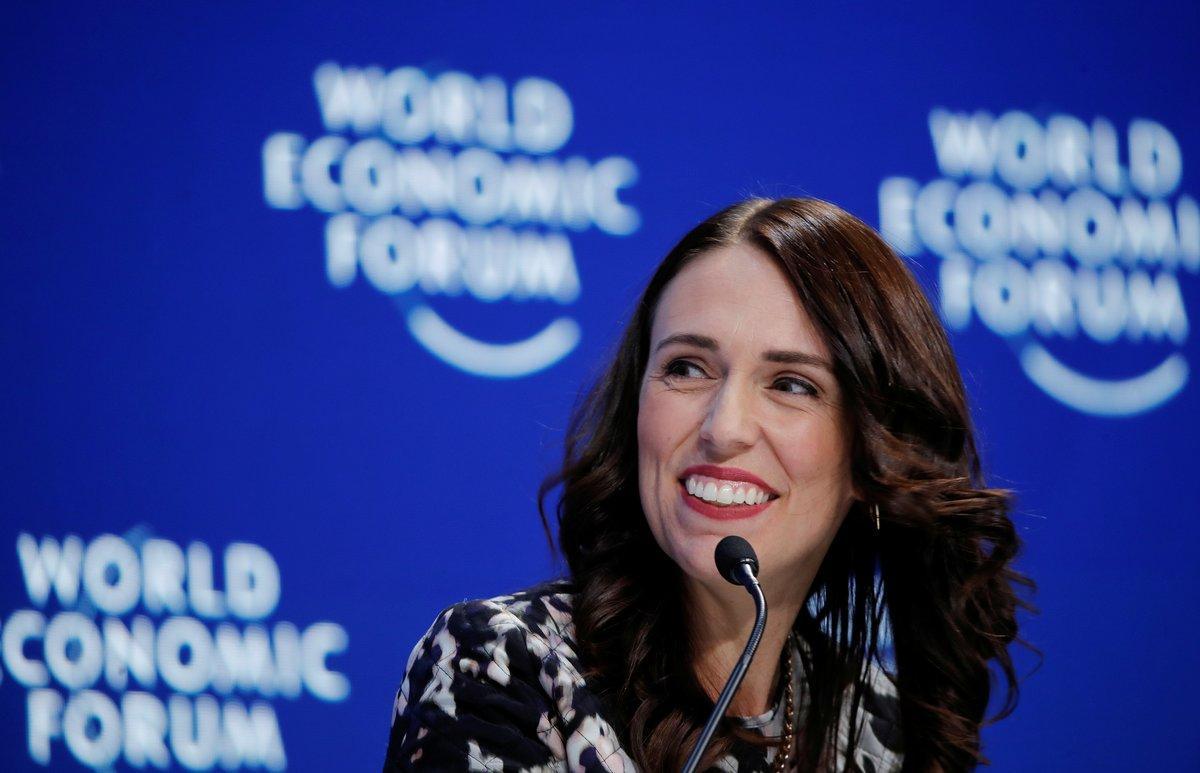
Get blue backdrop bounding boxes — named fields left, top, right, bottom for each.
left=2, top=2, right=1197, bottom=770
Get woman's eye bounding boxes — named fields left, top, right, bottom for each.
left=663, top=359, right=707, bottom=379
left=773, top=377, right=817, bottom=396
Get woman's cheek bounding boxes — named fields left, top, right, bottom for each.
left=638, top=390, right=673, bottom=452
left=775, top=425, right=854, bottom=523
left=636, top=395, right=664, bottom=515
left=638, top=393, right=687, bottom=513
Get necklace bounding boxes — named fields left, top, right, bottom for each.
left=772, top=634, right=796, bottom=773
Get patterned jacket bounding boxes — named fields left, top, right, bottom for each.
left=383, top=583, right=903, bottom=772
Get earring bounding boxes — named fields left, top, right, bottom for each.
left=870, top=503, right=881, bottom=533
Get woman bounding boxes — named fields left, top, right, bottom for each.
left=383, top=198, right=1032, bottom=772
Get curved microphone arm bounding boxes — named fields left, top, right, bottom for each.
left=681, top=562, right=768, bottom=773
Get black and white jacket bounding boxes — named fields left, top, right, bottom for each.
left=383, top=583, right=903, bottom=772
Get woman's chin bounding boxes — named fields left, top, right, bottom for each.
left=665, top=535, right=734, bottom=589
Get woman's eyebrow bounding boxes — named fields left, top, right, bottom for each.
left=653, top=334, right=832, bottom=372
left=762, top=349, right=833, bottom=372
left=653, top=333, right=718, bottom=352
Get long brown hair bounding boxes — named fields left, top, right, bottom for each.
left=538, top=197, right=1034, bottom=771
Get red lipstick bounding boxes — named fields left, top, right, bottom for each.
left=678, top=465, right=778, bottom=521
left=679, top=465, right=777, bottom=494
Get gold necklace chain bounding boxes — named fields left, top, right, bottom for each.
left=772, top=634, right=796, bottom=773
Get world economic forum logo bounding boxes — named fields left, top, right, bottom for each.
left=879, top=108, right=1197, bottom=417
left=262, top=62, right=640, bottom=378
left=1, top=529, right=349, bottom=769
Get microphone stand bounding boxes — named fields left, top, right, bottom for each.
left=681, top=562, right=768, bottom=773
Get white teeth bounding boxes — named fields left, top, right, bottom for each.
left=683, top=475, right=773, bottom=507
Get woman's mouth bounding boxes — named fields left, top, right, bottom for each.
left=686, top=474, right=772, bottom=504
left=678, top=474, right=778, bottom=520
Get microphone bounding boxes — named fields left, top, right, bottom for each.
left=682, top=537, right=768, bottom=773
left=714, top=535, right=760, bottom=586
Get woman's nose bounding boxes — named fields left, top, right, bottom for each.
left=698, top=381, right=757, bottom=455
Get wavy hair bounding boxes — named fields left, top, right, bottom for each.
left=538, top=198, right=1035, bottom=771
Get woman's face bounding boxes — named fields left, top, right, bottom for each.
left=637, top=243, right=855, bottom=594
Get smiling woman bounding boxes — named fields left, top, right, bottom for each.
left=637, top=243, right=855, bottom=615
left=383, top=198, right=1033, bottom=772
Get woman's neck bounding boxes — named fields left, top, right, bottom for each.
left=686, top=569, right=814, bottom=717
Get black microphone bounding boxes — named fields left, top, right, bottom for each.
left=714, top=535, right=760, bottom=586
left=681, top=537, right=768, bottom=773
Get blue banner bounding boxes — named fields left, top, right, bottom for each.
left=2, top=2, right=1197, bottom=770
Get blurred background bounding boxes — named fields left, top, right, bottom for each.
left=2, top=2, right=1197, bottom=770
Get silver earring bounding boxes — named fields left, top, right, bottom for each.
left=870, top=503, right=881, bottom=532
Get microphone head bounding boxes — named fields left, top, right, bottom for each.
left=714, top=536, right=759, bottom=585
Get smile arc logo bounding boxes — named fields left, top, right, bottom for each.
left=402, top=302, right=581, bottom=379
left=1018, top=344, right=1188, bottom=417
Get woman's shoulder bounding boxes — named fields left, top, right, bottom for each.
left=792, top=634, right=904, bottom=770
left=844, top=656, right=904, bottom=771
left=416, top=579, right=579, bottom=655
left=388, top=581, right=637, bottom=771
left=393, top=580, right=586, bottom=715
